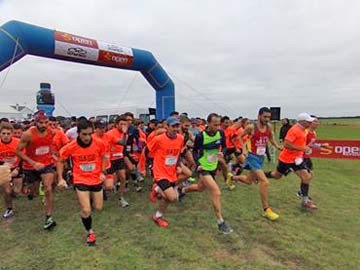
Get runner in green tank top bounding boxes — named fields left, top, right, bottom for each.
left=181, top=113, right=233, bottom=234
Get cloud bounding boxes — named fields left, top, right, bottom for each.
left=0, top=0, right=359, bottom=119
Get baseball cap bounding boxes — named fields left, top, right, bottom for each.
left=296, top=113, right=315, bottom=122
left=166, top=116, right=180, bottom=126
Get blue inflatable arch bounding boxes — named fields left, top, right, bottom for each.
left=0, top=20, right=175, bottom=119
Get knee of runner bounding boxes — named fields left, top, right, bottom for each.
left=183, top=170, right=192, bottom=179
left=93, top=204, right=103, bottom=211
left=303, top=174, right=313, bottom=182
left=167, top=193, right=178, bottom=202
left=212, top=188, right=221, bottom=197
left=81, top=208, right=91, bottom=217
left=197, top=184, right=206, bottom=192
left=104, top=183, right=113, bottom=191
left=260, top=178, right=269, bottom=186
left=43, top=184, right=53, bottom=193
left=13, top=187, right=22, bottom=194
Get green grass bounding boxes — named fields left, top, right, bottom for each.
left=1, top=119, right=359, bottom=270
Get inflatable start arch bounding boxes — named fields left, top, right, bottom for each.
left=0, top=20, right=175, bottom=119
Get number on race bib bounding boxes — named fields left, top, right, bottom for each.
left=165, top=156, right=177, bottom=166
left=3, top=157, right=17, bottom=165
left=207, top=153, right=218, bottom=163
left=35, top=146, right=50, bottom=156
left=80, top=163, right=96, bottom=172
left=256, top=146, right=266, bottom=156
left=295, top=157, right=304, bottom=166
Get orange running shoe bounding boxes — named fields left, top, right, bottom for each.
left=152, top=214, right=169, bottom=228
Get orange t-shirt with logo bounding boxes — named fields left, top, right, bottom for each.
left=234, top=127, right=249, bottom=149
left=106, top=128, right=126, bottom=161
left=0, top=137, right=21, bottom=168
left=225, top=125, right=241, bottom=149
left=53, top=129, right=70, bottom=151
left=93, top=133, right=111, bottom=170
left=279, top=124, right=306, bottom=163
left=60, top=138, right=106, bottom=186
left=147, top=133, right=184, bottom=182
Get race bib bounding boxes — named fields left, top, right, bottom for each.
left=207, top=153, right=218, bottom=163
left=35, top=146, right=50, bottom=156
left=113, top=152, right=123, bottom=158
left=3, top=156, right=17, bottom=165
left=295, top=157, right=304, bottom=166
left=256, top=146, right=266, bottom=156
left=165, top=156, right=177, bottom=166
left=80, top=163, right=96, bottom=172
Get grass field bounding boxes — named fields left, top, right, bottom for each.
left=1, top=119, right=359, bottom=270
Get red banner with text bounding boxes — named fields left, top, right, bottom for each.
left=310, top=140, right=360, bottom=160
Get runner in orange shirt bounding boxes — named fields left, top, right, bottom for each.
left=13, top=123, right=23, bottom=139
left=58, top=119, right=107, bottom=246
left=296, top=116, right=331, bottom=197
left=147, top=117, right=185, bottom=228
left=49, top=116, right=69, bottom=153
left=16, top=110, right=57, bottom=230
left=138, top=121, right=166, bottom=178
left=0, top=123, right=23, bottom=218
left=266, top=113, right=317, bottom=210
left=93, top=120, right=112, bottom=200
left=106, top=115, right=130, bottom=208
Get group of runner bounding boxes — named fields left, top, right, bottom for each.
left=0, top=107, right=330, bottom=245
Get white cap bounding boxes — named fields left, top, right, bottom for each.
left=296, top=113, right=315, bottom=122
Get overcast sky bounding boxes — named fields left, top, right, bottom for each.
left=0, top=0, right=359, bottom=119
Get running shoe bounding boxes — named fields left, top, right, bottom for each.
left=119, top=197, right=129, bottom=208
left=2, top=208, right=14, bottom=219
left=226, top=173, right=236, bottom=191
left=152, top=214, right=169, bottom=228
left=262, top=207, right=279, bottom=221
left=302, top=200, right=317, bottom=210
left=137, top=175, right=145, bottom=183
left=218, top=221, right=233, bottom=234
left=43, top=216, right=57, bottom=230
left=87, top=232, right=96, bottom=246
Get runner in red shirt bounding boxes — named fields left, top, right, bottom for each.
left=16, top=110, right=57, bottom=230
left=58, top=119, right=107, bottom=246
left=147, top=117, right=185, bottom=228
left=227, top=108, right=282, bottom=220
left=0, top=123, right=23, bottom=218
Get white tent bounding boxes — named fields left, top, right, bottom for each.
left=0, top=104, right=24, bottom=121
